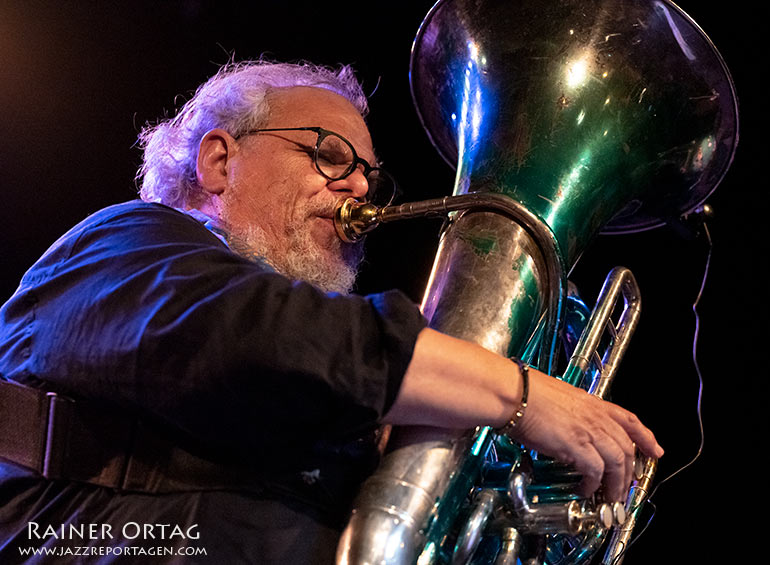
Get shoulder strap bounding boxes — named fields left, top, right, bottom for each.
left=0, top=379, right=268, bottom=495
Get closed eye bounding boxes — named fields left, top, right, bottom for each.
left=317, top=148, right=349, bottom=166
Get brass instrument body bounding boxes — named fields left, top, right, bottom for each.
left=337, top=1, right=738, bottom=563
left=338, top=262, right=645, bottom=565
left=411, top=0, right=737, bottom=261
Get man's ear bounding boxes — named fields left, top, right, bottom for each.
left=196, top=128, right=237, bottom=195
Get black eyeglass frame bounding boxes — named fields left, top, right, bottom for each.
left=235, top=126, right=398, bottom=205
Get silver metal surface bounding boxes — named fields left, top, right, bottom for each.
left=336, top=431, right=473, bottom=565
left=410, top=0, right=738, bottom=237
left=507, top=472, right=583, bottom=536
left=602, top=457, right=658, bottom=565
left=612, top=501, right=627, bottom=526
left=337, top=0, right=735, bottom=562
left=562, top=266, right=642, bottom=391
left=421, top=211, right=550, bottom=357
left=336, top=194, right=567, bottom=565
left=494, top=528, right=523, bottom=565
left=452, top=489, right=500, bottom=565
left=335, top=192, right=568, bottom=365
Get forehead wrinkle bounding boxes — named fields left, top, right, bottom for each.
left=268, top=87, right=374, bottom=153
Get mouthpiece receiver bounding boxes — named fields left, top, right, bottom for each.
left=334, top=198, right=381, bottom=243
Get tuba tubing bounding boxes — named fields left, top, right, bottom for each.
left=337, top=0, right=737, bottom=561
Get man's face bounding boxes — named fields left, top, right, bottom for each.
left=218, top=87, right=373, bottom=293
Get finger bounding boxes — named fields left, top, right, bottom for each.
left=607, top=404, right=664, bottom=459
left=589, top=426, right=633, bottom=501
left=595, top=409, right=637, bottom=499
left=565, top=436, right=605, bottom=497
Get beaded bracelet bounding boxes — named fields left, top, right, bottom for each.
left=497, top=357, right=529, bottom=435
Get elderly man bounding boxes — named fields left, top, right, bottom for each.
left=0, top=61, right=661, bottom=563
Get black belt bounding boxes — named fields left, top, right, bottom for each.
left=0, top=378, right=269, bottom=495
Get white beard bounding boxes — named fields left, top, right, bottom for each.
left=223, top=200, right=364, bottom=294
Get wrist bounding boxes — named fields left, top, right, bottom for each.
left=496, top=357, right=529, bottom=434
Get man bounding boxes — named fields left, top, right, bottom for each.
left=0, top=60, right=661, bottom=563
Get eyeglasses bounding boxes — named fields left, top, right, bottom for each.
left=236, top=126, right=398, bottom=206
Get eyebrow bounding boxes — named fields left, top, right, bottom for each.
left=242, top=126, right=382, bottom=168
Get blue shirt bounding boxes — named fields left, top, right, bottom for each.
left=0, top=200, right=426, bottom=563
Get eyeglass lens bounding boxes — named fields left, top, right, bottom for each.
left=317, top=133, right=396, bottom=207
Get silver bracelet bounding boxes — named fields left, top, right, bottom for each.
left=497, top=357, right=529, bottom=434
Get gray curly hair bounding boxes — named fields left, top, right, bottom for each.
left=137, top=60, right=369, bottom=207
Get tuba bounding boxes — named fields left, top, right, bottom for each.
left=335, top=0, right=738, bottom=563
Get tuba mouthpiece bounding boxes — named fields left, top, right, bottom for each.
left=334, top=198, right=381, bottom=243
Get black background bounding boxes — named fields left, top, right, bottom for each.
left=1, top=1, right=764, bottom=563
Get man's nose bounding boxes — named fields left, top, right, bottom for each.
left=328, top=167, right=369, bottom=201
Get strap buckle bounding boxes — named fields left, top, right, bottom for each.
left=42, top=391, right=134, bottom=487
left=42, top=391, right=75, bottom=479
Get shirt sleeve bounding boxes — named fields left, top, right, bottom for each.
left=0, top=202, right=427, bottom=458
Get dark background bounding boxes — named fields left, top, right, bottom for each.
left=1, top=1, right=763, bottom=563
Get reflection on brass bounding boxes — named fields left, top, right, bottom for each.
left=336, top=1, right=737, bottom=563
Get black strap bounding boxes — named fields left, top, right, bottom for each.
left=0, top=378, right=268, bottom=495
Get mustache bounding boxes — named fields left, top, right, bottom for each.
left=305, top=198, right=349, bottom=220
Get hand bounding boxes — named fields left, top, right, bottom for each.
left=387, top=328, right=663, bottom=501
left=509, top=368, right=663, bottom=501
